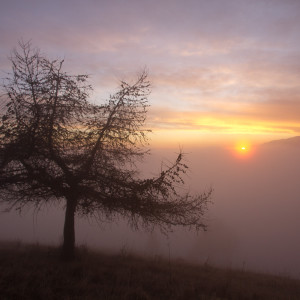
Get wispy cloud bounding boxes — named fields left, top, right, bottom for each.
left=1, top=0, right=300, bottom=144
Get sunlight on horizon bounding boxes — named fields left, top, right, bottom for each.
left=149, top=128, right=293, bottom=149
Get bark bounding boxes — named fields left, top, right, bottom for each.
left=62, top=196, right=76, bottom=260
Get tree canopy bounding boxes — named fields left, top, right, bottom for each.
left=0, top=41, right=212, bottom=259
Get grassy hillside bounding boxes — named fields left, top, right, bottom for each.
left=1, top=241, right=300, bottom=300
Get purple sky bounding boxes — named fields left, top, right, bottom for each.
left=1, top=0, right=300, bottom=146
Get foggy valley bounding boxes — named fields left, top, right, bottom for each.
left=1, top=137, right=300, bottom=278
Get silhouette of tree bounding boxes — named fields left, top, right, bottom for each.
left=0, top=41, right=212, bottom=260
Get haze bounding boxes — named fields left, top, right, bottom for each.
left=1, top=0, right=300, bottom=278
left=1, top=140, right=300, bottom=278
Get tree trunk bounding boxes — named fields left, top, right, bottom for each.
left=62, top=197, right=76, bottom=260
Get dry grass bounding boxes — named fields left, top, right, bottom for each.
left=0, top=241, right=300, bottom=299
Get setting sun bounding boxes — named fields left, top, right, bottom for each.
left=231, top=141, right=254, bottom=159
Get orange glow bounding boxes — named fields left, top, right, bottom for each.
left=231, top=141, right=254, bottom=159
left=149, top=128, right=292, bottom=149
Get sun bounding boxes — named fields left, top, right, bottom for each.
left=231, top=141, right=253, bottom=159
left=237, top=144, right=249, bottom=154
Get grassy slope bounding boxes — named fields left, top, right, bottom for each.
left=0, top=242, right=300, bottom=300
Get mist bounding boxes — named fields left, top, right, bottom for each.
left=1, top=138, right=300, bottom=278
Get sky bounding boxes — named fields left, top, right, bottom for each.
left=1, top=0, right=300, bottom=147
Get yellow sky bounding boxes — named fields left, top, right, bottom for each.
left=147, top=102, right=300, bottom=147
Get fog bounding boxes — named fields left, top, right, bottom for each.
left=1, top=138, right=300, bottom=278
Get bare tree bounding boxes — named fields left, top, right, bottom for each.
left=0, top=41, right=212, bottom=260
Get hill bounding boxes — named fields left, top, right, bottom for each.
left=263, top=136, right=300, bottom=147
left=1, top=242, right=300, bottom=299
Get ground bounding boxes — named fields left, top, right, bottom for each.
left=1, top=241, right=300, bottom=300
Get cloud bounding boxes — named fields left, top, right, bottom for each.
left=147, top=101, right=300, bottom=139
left=1, top=0, right=300, bottom=145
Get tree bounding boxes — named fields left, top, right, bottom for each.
left=0, top=41, right=212, bottom=260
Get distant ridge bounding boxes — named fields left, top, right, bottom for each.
left=263, top=136, right=300, bottom=147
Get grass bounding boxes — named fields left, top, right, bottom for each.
left=1, top=241, right=300, bottom=299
